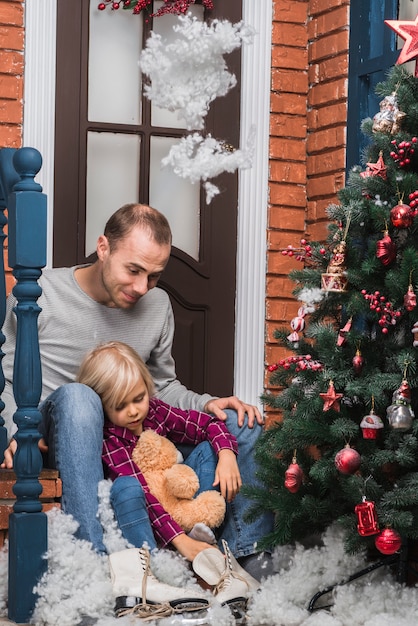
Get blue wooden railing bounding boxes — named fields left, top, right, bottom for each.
left=0, top=147, right=47, bottom=623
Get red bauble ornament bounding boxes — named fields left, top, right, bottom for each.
left=284, top=461, right=303, bottom=493
left=352, top=350, right=364, bottom=375
left=375, top=528, right=402, bottom=555
left=404, top=284, right=417, bottom=311
left=355, top=500, right=379, bottom=536
left=376, top=231, right=396, bottom=266
left=335, top=444, right=361, bottom=475
left=390, top=202, right=413, bottom=228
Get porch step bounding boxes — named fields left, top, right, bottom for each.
left=0, top=468, right=62, bottom=546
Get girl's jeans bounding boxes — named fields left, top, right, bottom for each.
left=39, top=383, right=274, bottom=557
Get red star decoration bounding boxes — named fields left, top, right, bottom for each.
left=320, top=381, right=343, bottom=412
left=385, top=15, right=418, bottom=76
left=360, top=152, right=387, bottom=180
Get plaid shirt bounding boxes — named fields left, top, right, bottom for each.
left=102, top=397, right=238, bottom=547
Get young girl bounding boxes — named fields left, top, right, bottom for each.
left=76, top=341, right=259, bottom=612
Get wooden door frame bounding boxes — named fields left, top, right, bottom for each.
left=23, top=0, right=272, bottom=411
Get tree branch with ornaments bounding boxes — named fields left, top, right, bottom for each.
left=244, top=17, right=418, bottom=565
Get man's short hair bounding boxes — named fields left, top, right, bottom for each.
left=104, top=203, right=172, bottom=251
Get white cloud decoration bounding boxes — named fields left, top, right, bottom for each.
left=140, top=14, right=255, bottom=131
left=161, top=129, right=255, bottom=204
left=139, top=14, right=256, bottom=203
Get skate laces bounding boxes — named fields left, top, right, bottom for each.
left=116, top=548, right=208, bottom=621
left=214, top=540, right=249, bottom=594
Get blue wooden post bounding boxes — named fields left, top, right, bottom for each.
left=6, top=147, right=47, bottom=623
left=0, top=149, right=19, bottom=460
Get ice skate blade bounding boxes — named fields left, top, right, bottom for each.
left=114, top=595, right=209, bottom=618
left=223, top=597, right=247, bottom=624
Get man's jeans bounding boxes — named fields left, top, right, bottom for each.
left=39, top=383, right=274, bottom=557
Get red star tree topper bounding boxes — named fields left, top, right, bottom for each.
left=385, top=14, right=418, bottom=76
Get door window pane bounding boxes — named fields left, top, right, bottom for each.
left=86, top=131, right=141, bottom=256
left=150, top=135, right=200, bottom=260
left=88, top=1, right=143, bottom=124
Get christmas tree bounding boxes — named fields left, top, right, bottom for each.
left=247, top=62, right=418, bottom=559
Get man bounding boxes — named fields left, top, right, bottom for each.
left=1, top=203, right=273, bottom=577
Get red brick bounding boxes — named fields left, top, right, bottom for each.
left=269, top=160, right=306, bottom=185
left=272, top=45, right=308, bottom=71
left=267, top=252, right=301, bottom=275
left=271, top=69, right=308, bottom=95
left=0, top=124, right=21, bottom=147
left=307, top=101, right=348, bottom=129
left=0, top=49, right=23, bottom=75
left=0, top=73, right=22, bottom=99
left=307, top=126, right=346, bottom=153
left=0, top=25, right=23, bottom=51
left=309, top=0, right=350, bottom=17
left=268, top=230, right=307, bottom=250
left=269, top=184, right=306, bottom=209
left=270, top=113, right=307, bottom=138
left=307, top=220, right=330, bottom=241
left=0, top=99, right=21, bottom=124
left=309, top=31, right=349, bottom=63
left=308, top=5, right=349, bottom=39
left=265, top=303, right=300, bottom=328
left=270, top=137, right=306, bottom=161
left=271, top=92, right=308, bottom=116
left=307, top=172, right=346, bottom=198
left=306, top=198, right=336, bottom=224
left=0, top=3, right=24, bottom=28
left=269, top=203, right=306, bottom=229
left=307, top=148, right=346, bottom=176
left=272, top=22, right=308, bottom=47
left=273, top=0, right=308, bottom=23
left=309, top=54, right=348, bottom=84
left=266, top=288, right=295, bottom=314
left=309, top=78, right=347, bottom=107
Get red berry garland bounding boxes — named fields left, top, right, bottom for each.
left=361, top=290, right=401, bottom=334
left=390, top=137, right=417, bottom=168
left=98, top=0, right=214, bottom=16
left=268, top=354, right=323, bottom=373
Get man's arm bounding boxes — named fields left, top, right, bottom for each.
left=147, top=299, right=263, bottom=426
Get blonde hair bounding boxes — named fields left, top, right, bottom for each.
left=77, top=341, right=155, bottom=409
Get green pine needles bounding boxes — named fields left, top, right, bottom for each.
left=248, top=66, right=418, bottom=558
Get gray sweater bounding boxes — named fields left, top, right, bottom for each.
left=2, top=266, right=213, bottom=437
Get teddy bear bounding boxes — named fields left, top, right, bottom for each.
left=132, top=429, right=226, bottom=532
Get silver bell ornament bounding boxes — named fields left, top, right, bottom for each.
left=386, top=380, right=415, bottom=431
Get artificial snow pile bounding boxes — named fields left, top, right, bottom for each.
left=0, top=483, right=416, bottom=625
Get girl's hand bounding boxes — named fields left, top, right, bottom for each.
left=212, top=449, right=242, bottom=502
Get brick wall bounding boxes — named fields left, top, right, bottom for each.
left=265, top=0, right=349, bottom=421
left=0, top=0, right=24, bottom=295
left=0, top=1, right=23, bottom=148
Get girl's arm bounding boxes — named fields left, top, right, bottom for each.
left=213, top=448, right=242, bottom=502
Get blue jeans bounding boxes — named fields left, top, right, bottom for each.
left=40, top=384, right=273, bottom=558
left=110, top=441, right=217, bottom=549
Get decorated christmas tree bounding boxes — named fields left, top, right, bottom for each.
left=247, top=57, right=418, bottom=559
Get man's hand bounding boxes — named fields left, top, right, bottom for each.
left=1, top=437, right=48, bottom=469
left=204, top=396, right=263, bottom=428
